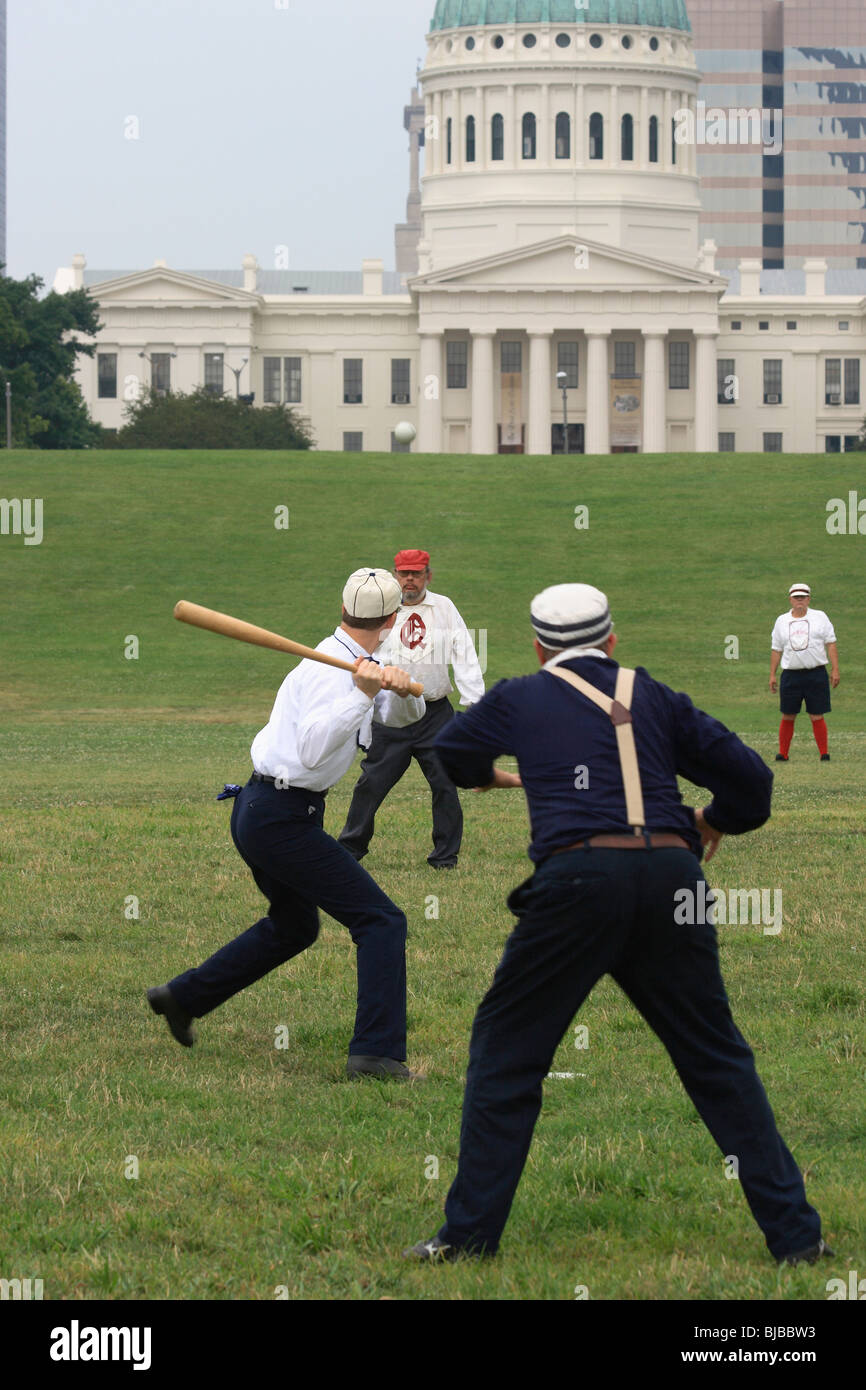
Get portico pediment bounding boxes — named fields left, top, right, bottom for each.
left=86, top=268, right=260, bottom=307
left=409, top=237, right=726, bottom=295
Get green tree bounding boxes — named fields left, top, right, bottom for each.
left=0, top=269, right=103, bottom=447
left=114, top=386, right=314, bottom=450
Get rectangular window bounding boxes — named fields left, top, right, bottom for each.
left=669, top=341, right=689, bottom=390
left=763, top=224, right=784, bottom=248
left=718, top=432, right=735, bottom=452
left=838, top=321, right=850, bottom=331
left=613, top=341, right=635, bottom=378
left=204, top=353, right=224, bottom=396
left=717, top=358, right=736, bottom=404
left=787, top=321, right=797, bottom=331
left=557, top=341, right=579, bottom=389
left=763, top=432, right=783, bottom=453
left=263, top=357, right=282, bottom=404
left=731, top=320, right=742, bottom=331
left=391, top=358, right=411, bottom=404
left=284, top=357, right=302, bottom=404
left=97, top=353, right=117, bottom=399
left=825, top=436, right=841, bottom=453
left=501, top=341, right=522, bottom=373
left=763, top=359, right=782, bottom=404
left=824, top=358, right=841, bottom=404
left=763, top=188, right=784, bottom=213
left=343, top=432, right=363, bottom=452
left=844, top=435, right=862, bottom=451
left=844, top=358, right=860, bottom=406
left=446, top=341, right=468, bottom=389
left=343, top=358, right=363, bottom=404
left=151, top=353, right=172, bottom=395
left=391, top=431, right=411, bottom=454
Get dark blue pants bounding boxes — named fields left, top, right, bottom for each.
left=438, top=848, right=822, bottom=1260
left=338, top=698, right=462, bottom=866
left=168, top=780, right=408, bottom=1059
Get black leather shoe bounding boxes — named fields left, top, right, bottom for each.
left=346, top=1055, right=423, bottom=1081
left=779, top=1237, right=835, bottom=1266
left=820, top=753, right=831, bottom=761
left=775, top=754, right=789, bottom=762
left=428, top=861, right=457, bottom=870
left=403, top=1236, right=462, bottom=1262
left=147, top=985, right=195, bottom=1048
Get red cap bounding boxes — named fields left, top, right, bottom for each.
left=394, top=549, right=430, bottom=571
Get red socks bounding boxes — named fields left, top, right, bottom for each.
left=812, top=718, right=829, bottom=756
left=779, top=720, right=794, bottom=757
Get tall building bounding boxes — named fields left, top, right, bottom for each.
left=58, top=0, right=866, bottom=456
left=689, top=0, right=866, bottom=271
left=0, top=0, right=7, bottom=270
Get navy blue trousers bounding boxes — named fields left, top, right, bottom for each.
left=438, top=848, right=822, bottom=1260
left=168, top=780, right=408, bottom=1059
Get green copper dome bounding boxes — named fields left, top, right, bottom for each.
left=430, top=1, right=691, bottom=33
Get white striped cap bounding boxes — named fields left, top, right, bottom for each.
left=531, top=584, right=613, bottom=650
left=788, top=582, right=811, bottom=596
left=342, top=568, right=402, bottom=619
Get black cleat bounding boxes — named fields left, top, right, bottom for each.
left=147, top=985, right=196, bottom=1048
left=775, top=754, right=789, bottom=762
left=779, top=1237, right=835, bottom=1267
left=820, top=753, right=831, bottom=761
left=346, top=1055, right=424, bottom=1081
left=403, top=1236, right=462, bottom=1263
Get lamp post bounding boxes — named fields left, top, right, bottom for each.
left=556, top=370, right=569, bottom=455
left=227, top=358, right=249, bottom=399
left=4, top=378, right=11, bottom=448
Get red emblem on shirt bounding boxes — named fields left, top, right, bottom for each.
left=401, top=612, right=426, bottom=650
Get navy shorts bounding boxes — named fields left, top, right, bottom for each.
left=780, top=666, right=831, bottom=716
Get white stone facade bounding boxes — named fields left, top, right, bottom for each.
left=58, top=16, right=866, bottom=456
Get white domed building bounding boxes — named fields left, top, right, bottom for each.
left=60, top=0, right=866, bottom=456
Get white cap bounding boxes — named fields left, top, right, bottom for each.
left=342, top=568, right=402, bottom=620
left=531, top=583, right=613, bottom=650
left=789, top=582, right=811, bottom=597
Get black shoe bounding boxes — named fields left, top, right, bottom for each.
left=403, top=1236, right=462, bottom=1262
left=775, top=754, right=789, bottom=762
left=147, top=985, right=195, bottom=1048
left=428, top=860, right=457, bottom=870
left=346, top=1055, right=424, bottom=1081
left=778, top=1237, right=835, bottom=1267
left=820, top=753, right=831, bottom=761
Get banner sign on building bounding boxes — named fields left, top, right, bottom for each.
left=610, top=378, right=642, bottom=448
left=501, top=372, right=523, bottom=447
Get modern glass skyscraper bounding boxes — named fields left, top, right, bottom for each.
left=689, top=0, right=866, bottom=271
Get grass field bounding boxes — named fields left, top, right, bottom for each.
left=1, top=448, right=864, bottom=1302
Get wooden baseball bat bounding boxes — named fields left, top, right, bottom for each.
left=173, top=600, right=424, bottom=697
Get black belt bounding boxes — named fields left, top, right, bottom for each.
left=550, top=833, right=691, bottom=854
left=251, top=773, right=326, bottom=797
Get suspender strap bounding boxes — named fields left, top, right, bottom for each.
left=547, top=664, right=646, bottom=833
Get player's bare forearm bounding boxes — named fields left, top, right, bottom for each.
left=826, top=643, right=840, bottom=687
left=474, top=767, right=522, bottom=793
left=769, top=650, right=781, bottom=692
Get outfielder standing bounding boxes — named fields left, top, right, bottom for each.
left=770, top=583, right=840, bottom=762
left=148, top=569, right=426, bottom=1080
left=339, top=549, right=484, bottom=870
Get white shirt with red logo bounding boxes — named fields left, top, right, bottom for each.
left=771, top=608, right=837, bottom=670
left=376, top=590, right=485, bottom=705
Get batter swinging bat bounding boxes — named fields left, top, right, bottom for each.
left=173, top=600, right=424, bottom=697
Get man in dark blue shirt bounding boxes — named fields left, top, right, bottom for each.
left=405, top=583, right=829, bottom=1267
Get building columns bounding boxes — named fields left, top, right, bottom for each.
left=642, top=333, right=667, bottom=453
left=585, top=332, right=610, bottom=455
left=527, top=332, right=552, bottom=454
left=694, top=332, right=719, bottom=454
left=471, top=331, right=496, bottom=455
left=418, top=332, right=443, bottom=453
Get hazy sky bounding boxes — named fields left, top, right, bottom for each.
left=8, top=0, right=431, bottom=287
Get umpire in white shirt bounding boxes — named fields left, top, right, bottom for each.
left=339, top=549, right=484, bottom=869
left=147, top=569, right=426, bottom=1080
left=770, top=583, right=840, bottom=763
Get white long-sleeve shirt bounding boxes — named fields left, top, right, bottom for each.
left=250, top=628, right=426, bottom=791
left=374, top=590, right=485, bottom=706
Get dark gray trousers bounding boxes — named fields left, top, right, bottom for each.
left=338, top=697, right=463, bottom=866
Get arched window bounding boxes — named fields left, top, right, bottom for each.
left=648, top=114, right=659, bottom=163
left=671, top=117, right=677, bottom=165
left=491, top=113, right=504, bottom=161
left=555, top=112, right=571, bottom=159
left=446, top=117, right=452, bottom=164
left=589, top=112, right=604, bottom=161
left=522, top=112, right=537, bottom=160
left=466, top=114, right=476, bottom=163
left=621, top=113, right=634, bottom=161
